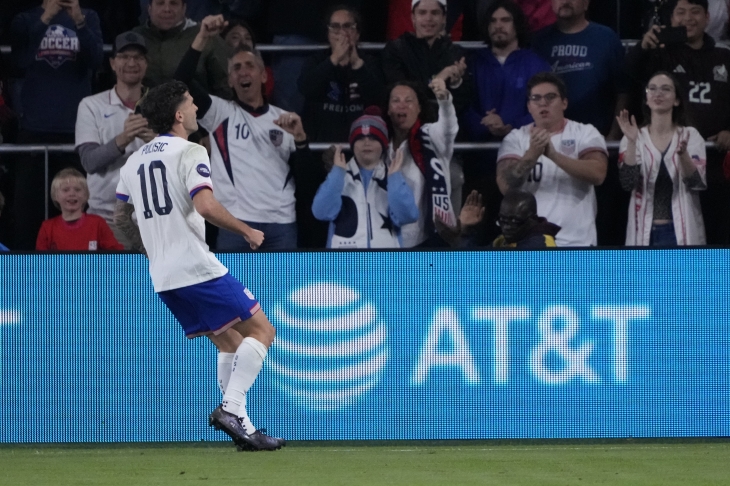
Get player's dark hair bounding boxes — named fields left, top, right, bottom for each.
left=642, top=71, right=688, bottom=126
left=0, top=190, right=5, bottom=212
left=325, top=4, right=363, bottom=33
left=139, top=80, right=189, bottom=135
left=527, top=72, right=568, bottom=100
left=384, top=80, right=437, bottom=137
left=480, top=0, right=531, bottom=47
left=668, top=0, right=709, bottom=14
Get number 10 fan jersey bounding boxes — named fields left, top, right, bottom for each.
left=116, top=135, right=227, bottom=292
left=497, top=120, right=608, bottom=247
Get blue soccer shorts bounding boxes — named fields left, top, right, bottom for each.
left=157, top=272, right=261, bottom=339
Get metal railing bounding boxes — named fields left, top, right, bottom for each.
left=0, top=40, right=641, bottom=56
left=2, top=140, right=722, bottom=221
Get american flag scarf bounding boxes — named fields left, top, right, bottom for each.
left=408, top=120, right=457, bottom=229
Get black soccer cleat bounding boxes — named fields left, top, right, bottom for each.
left=236, top=423, right=285, bottom=452
left=208, top=405, right=251, bottom=448
left=259, top=428, right=286, bottom=448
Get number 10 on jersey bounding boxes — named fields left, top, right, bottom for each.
left=137, top=160, right=174, bottom=219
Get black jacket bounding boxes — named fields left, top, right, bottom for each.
left=381, top=32, right=472, bottom=113
left=625, top=34, right=730, bottom=138
left=298, top=49, right=385, bottom=143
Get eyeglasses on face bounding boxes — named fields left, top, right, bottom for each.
left=496, top=215, right=528, bottom=227
left=328, top=22, right=357, bottom=32
left=116, top=53, right=146, bottom=63
left=528, top=92, right=560, bottom=104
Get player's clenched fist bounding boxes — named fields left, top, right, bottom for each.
left=244, top=228, right=265, bottom=250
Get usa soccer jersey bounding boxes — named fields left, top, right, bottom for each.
left=116, top=135, right=227, bottom=291
left=199, top=97, right=297, bottom=224
left=498, top=120, right=607, bottom=247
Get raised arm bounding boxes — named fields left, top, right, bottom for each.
left=426, top=78, right=458, bottom=158
left=311, top=146, right=347, bottom=221
left=174, top=15, right=228, bottom=118
left=74, top=7, right=104, bottom=68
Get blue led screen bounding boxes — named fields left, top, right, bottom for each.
left=0, top=250, right=728, bottom=442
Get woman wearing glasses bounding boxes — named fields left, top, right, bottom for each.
left=616, top=71, right=706, bottom=246
left=297, top=5, right=384, bottom=143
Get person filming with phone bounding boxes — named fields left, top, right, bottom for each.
left=627, top=0, right=730, bottom=245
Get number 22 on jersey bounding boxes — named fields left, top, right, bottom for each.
left=137, top=160, right=174, bottom=219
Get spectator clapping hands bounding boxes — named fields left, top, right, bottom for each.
left=615, top=109, right=639, bottom=142
left=481, top=109, right=513, bottom=138
left=42, top=0, right=85, bottom=26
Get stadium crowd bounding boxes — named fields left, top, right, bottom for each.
left=0, top=0, right=729, bottom=250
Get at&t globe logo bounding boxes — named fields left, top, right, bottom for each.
left=269, top=283, right=388, bottom=410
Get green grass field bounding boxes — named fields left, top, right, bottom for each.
left=1, top=440, right=728, bottom=486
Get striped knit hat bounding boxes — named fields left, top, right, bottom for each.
left=349, top=106, right=389, bottom=152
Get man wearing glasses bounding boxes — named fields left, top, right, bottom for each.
left=436, top=189, right=561, bottom=248
left=75, top=32, right=155, bottom=248
left=496, top=72, right=607, bottom=247
left=298, top=5, right=384, bottom=144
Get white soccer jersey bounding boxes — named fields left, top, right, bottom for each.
left=116, top=135, right=227, bottom=292
left=75, top=88, right=145, bottom=222
left=199, top=97, right=296, bottom=224
left=497, top=120, right=608, bottom=246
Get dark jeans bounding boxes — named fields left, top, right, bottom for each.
left=216, top=221, right=298, bottom=251
left=649, top=222, right=677, bottom=247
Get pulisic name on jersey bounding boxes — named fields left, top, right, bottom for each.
left=141, top=142, right=168, bottom=155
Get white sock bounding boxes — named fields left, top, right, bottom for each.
left=217, top=352, right=235, bottom=395
left=221, top=337, right=268, bottom=434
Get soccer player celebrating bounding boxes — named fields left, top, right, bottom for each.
left=113, top=80, right=284, bottom=451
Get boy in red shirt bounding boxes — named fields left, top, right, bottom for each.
left=36, top=168, right=123, bottom=251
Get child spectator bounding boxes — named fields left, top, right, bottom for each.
left=36, top=168, right=123, bottom=251
left=312, top=108, right=419, bottom=248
